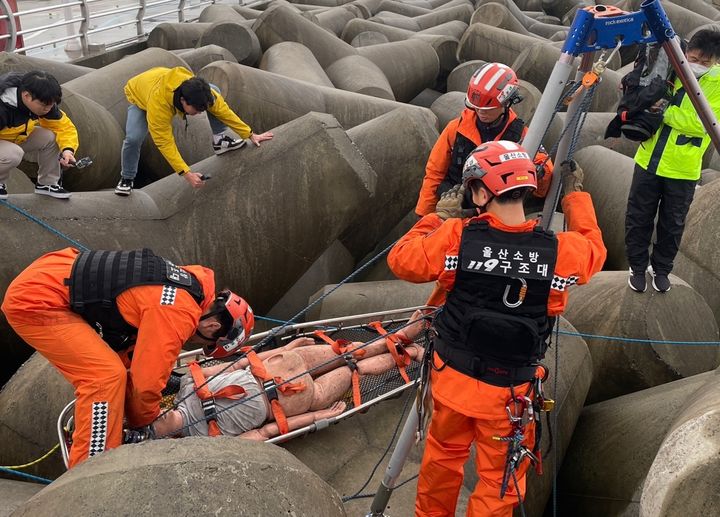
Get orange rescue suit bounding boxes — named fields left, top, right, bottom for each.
left=388, top=192, right=606, bottom=516
left=415, top=108, right=554, bottom=217
left=1, top=247, right=216, bottom=468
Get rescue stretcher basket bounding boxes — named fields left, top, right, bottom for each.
left=58, top=305, right=434, bottom=469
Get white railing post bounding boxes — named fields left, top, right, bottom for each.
left=178, top=0, right=186, bottom=22
left=137, top=0, right=147, bottom=38
left=63, top=0, right=81, bottom=52
left=0, top=0, right=18, bottom=52
left=78, top=0, right=90, bottom=53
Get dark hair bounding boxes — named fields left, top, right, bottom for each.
left=178, top=77, right=215, bottom=111
left=469, top=181, right=531, bottom=204
left=207, top=290, right=233, bottom=339
left=688, top=30, right=720, bottom=60
left=20, top=70, right=62, bottom=105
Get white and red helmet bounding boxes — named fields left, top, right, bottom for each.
left=202, top=290, right=255, bottom=359
left=462, top=141, right=537, bottom=196
left=466, top=62, right=521, bottom=111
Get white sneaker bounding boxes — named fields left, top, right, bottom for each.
left=0, top=183, right=7, bottom=200
left=213, top=134, right=246, bottom=155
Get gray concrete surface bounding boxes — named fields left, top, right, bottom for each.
left=0, top=353, right=72, bottom=480
left=259, top=41, right=335, bottom=87
left=640, top=368, right=720, bottom=516
left=12, top=438, right=346, bottom=516
left=564, top=271, right=720, bottom=403
left=0, top=52, right=92, bottom=84
left=573, top=146, right=633, bottom=270
left=197, top=21, right=262, bottom=66
left=0, top=479, right=43, bottom=517
left=558, top=371, right=713, bottom=517
left=172, top=45, right=238, bottom=73
left=198, top=60, right=437, bottom=132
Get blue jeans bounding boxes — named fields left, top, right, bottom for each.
left=120, top=85, right=228, bottom=180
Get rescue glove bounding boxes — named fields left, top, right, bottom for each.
left=560, top=160, right=584, bottom=196
left=436, top=185, right=476, bottom=220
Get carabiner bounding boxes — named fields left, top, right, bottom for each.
left=503, top=277, right=527, bottom=308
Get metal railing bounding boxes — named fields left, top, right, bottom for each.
left=0, top=0, right=217, bottom=56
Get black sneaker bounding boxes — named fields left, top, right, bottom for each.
left=35, top=183, right=71, bottom=199
left=628, top=267, right=647, bottom=293
left=651, top=271, right=672, bottom=293
left=0, top=183, right=7, bottom=200
left=213, top=134, right=246, bottom=155
left=115, top=178, right=133, bottom=196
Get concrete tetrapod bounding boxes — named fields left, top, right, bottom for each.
left=307, top=279, right=435, bottom=320
left=0, top=113, right=375, bottom=382
left=259, top=42, right=335, bottom=87
left=542, top=0, right=590, bottom=20
left=12, top=438, right=346, bottom=516
left=172, top=45, right=238, bottom=74
left=469, top=2, right=544, bottom=40
left=147, top=22, right=212, bottom=49
left=62, top=47, right=215, bottom=183
left=340, top=107, right=438, bottom=260
left=557, top=371, right=713, bottom=517
left=341, top=18, right=466, bottom=78
left=197, top=61, right=437, bottom=132
left=462, top=318, right=593, bottom=517
left=368, top=3, right=473, bottom=31
left=197, top=21, right=262, bottom=66
left=0, top=52, right=92, bottom=84
left=472, top=0, right=570, bottom=41
left=315, top=5, right=362, bottom=35
left=675, top=177, right=720, bottom=325
left=0, top=479, right=43, bottom=517
left=563, top=271, right=720, bottom=404
left=17, top=86, right=124, bottom=191
left=0, top=353, right=73, bottom=479
left=573, top=146, right=632, bottom=270
left=252, top=3, right=395, bottom=99
left=640, top=368, right=720, bottom=517
left=350, top=31, right=391, bottom=46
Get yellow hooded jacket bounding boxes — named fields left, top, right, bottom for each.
left=0, top=73, right=79, bottom=152
left=124, top=67, right=252, bottom=174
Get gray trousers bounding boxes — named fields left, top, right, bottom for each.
left=0, top=127, right=61, bottom=186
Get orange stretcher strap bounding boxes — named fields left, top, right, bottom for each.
left=314, top=330, right=363, bottom=406
left=367, top=321, right=412, bottom=384
left=188, top=361, right=247, bottom=437
left=240, top=346, right=306, bottom=435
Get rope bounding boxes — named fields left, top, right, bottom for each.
left=0, top=200, right=89, bottom=251
left=341, top=387, right=414, bottom=503
left=557, top=330, right=720, bottom=346
left=1, top=443, right=59, bottom=469
left=0, top=467, right=53, bottom=484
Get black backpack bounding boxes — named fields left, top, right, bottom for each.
left=605, top=43, right=681, bottom=141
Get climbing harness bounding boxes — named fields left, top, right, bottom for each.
left=314, top=330, right=366, bottom=407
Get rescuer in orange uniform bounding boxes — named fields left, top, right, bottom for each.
left=1, top=247, right=254, bottom=468
left=388, top=141, right=606, bottom=516
left=415, top=63, right=553, bottom=217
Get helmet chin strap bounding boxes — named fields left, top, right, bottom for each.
left=195, top=328, right=215, bottom=341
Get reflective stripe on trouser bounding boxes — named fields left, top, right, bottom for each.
left=415, top=398, right=536, bottom=517
left=6, top=318, right=126, bottom=468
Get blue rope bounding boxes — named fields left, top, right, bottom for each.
left=557, top=330, right=720, bottom=346
left=0, top=200, right=89, bottom=251
left=0, top=466, right=53, bottom=484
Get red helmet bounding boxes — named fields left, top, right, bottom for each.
left=201, top=290, right=255, bottom=359
left=466, top=62, right=520, bottom=111
left=462, top=141, right=537, bottom=196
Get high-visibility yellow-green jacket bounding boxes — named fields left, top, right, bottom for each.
left=635, top=65, right=720, bottom=180
left=124, top=67, right=252, bottom=174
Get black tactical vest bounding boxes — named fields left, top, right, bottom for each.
left=437, top=116, right=526, bottom=198
left=67, top=249, right=205, bottom=351
left=434, top=220, right=558, bottom=370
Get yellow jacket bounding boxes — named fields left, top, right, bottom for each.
left=124, top=67, right=252, bottom=174
left=0, top=73, right=79, bottom=152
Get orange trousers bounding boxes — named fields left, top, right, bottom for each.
left=415, top=398, right=536, bottom=517
left=7, top=318, right=127, bottom=468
